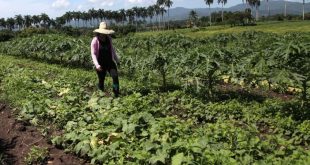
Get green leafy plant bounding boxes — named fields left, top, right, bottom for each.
left=25, top=146, right=49, bottom=165
left=0, top=31, right=310, bottom=164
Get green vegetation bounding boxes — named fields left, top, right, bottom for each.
left=0, top=34, right=91, bottom=67
left=0, top=30, right=15, bottom=42
left=0, top=0, right=310, bottom=164
left=1, top=30, right=309, bottom=99
left=24, top=146, right=49, bottom=165
left=1, top=0, right=309, bottom=36
left=0, top=27, right=310, bottom=163
left=1, top=51, right=310, bottom=163
left=136, top=21, right=310, bottom=38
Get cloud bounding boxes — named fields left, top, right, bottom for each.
left=88, top=0, right=115, bottom=6
left=77, top=5, right=83, bottom=10
left=86, top=0, right=156, bottom=8
left=100, top=0, right=114, bottom=7
left=128, top=0, right=143, bottom=3
left=52, top=0, right=70, bottom=9
left=126, top=0, right=156, bottom=5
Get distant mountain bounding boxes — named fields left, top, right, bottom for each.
left=165, top=1, right=310, bottom=20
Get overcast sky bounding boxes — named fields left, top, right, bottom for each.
left=0, top=0, right=305, bottom=19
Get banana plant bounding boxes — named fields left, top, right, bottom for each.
left=192, top=47, right=228, bottom=99
left=150, top=50, right=171, bottom=90
left=273, top=40, right=310, bottom=101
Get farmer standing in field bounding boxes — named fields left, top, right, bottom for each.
left=91, top=22, right=120, bottom=97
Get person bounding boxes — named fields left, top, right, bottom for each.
left=91, top=22, right=120, bottom=97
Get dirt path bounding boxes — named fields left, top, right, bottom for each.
left=0, top=103, right=88, bottom=165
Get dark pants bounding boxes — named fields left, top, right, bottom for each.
left=96, top=67, right=119, bottom=97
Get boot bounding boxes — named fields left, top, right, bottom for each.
left=113, top=84, right=119, bottom=97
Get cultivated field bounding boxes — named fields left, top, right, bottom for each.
left=0, top=21, right=310, bottom=164
left=137, top=21, right=310, bottom=38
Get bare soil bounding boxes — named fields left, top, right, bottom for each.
left=0, top=103, right=88, bottom=165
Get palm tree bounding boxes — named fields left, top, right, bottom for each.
left=245, top=8, right=253, bottom=22
left=165, top=0, right=173, bottom=30
left=218, top=0, right=227, bottom=22
left=154, top=4, right=161, bottom=30
left=204, top=0, right=214, bottom=26
left=63, top=12, right=72, bottom=26
left=88, top=8, right=97, bottom=27
left=98, top=9, right=105, bottom=23
left=119, top=9, right=127, bottom=26
left=32, top=15, right=41, bottom=27
left=243, top=0, right=251, bottom=23
left=248, top=0, right=260, bottom=21
left=140, top=7, right=149, bottom=28
left=40, top=13, right=50, bottom=28
left=303, top=0, right=305, bottom=20
left=132, top=6, right=140, bottom=31
left=157, top=0, right=165, bottom=8
left=255, top=0, right=261, bottom=21
left=74, top=11, right=82, bottom=28
left=55, top=17, right=66, bottom=28
left=284, top=0, right=287, bottom=17
left=159, top=7, right=167, bottom=30
left=0, top=18, right=6, bottom=29
left=24, top=15, right=32, bottom=28
left=157, top=0, right=165, bottom=29
left=126, top=9, right=135, bottom=25
left=80, top=12, right=85, bottom=27
left=189, top=10, right=198, bottom=27
left=112, top=11, right=121, bottom=24
left=147, top=6, right=155, bottom=30
left=15, top=14, right=24, bottom=30
left=81, top=12, right=90, bottom=27
left=266, top=0, right=270, bottom=17
left=6, top=18, right=15, bottom=30
left=95, top=9, right=101, bottom=25
left=78, top=11, right=83, bottom=27
left=48, top=19, right=56, bottom=28
left=105, top=10, right=113, bottom=24
left=71, top=11, right=78, bottom=27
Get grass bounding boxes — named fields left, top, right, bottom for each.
left=136, top=20, right=310, bottom=38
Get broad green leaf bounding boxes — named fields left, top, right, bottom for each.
left=172, top=153, right=184, bottom=165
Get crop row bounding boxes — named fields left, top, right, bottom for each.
left=1, top=55, right=310, bottom=164
left=1, top=32, right=309, bottom=101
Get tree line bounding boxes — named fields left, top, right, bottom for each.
left=0, top=0, right=308, bottom=31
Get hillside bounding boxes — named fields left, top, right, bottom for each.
left=166, top=1, right=310, bottom=20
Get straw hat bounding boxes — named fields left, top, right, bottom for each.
left=93, top=22, right=115, bottom=35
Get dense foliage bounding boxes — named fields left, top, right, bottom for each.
left=0, top=30, right=15, bottom=42
left=0, top=34, right=91, bottom=67
left=0, top=30, right=310, bottom=164
left=1, top=55, right=310, bottom=164
left=1, top=31, right=309, bottom=100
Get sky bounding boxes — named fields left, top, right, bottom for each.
left=0, top=0, right=305, bottom=19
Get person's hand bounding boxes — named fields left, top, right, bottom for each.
left=96, top=66, right=103, bottom=72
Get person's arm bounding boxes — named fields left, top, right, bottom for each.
left=91, top=37, right=101, bottom=69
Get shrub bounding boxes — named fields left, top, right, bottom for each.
left=17, top=27, right=54, bottom=38
left=0, top=30, right=15, bottom=42
left=110, top=24, right=136, bottom=36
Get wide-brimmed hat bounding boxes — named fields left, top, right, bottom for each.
left=93, top=22, right=115, bottom=35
